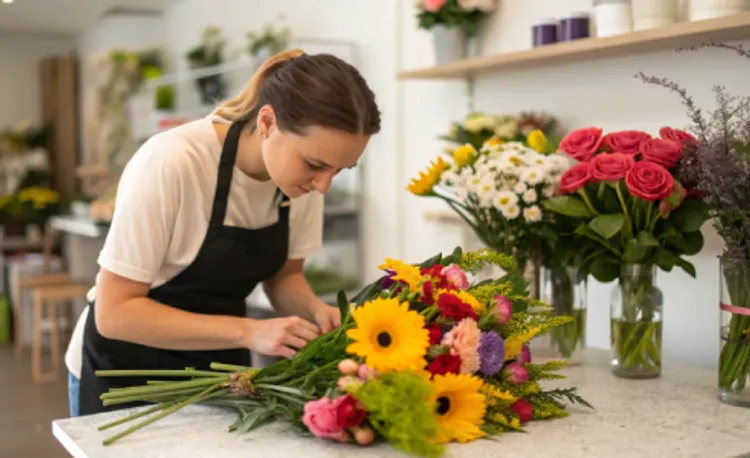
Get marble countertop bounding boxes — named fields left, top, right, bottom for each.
left=52, top=349, right=750, bottom=458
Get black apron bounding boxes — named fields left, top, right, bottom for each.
left=78, top=118, right=291, bottom=416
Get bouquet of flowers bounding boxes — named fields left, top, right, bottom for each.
left=417, top=0, right=497, bottom=38
left=92, top=247, right=591, bottom=456
left=542, top=126, right=711, bottom=378
left=636, top=40, right=750, bottom=401
left=440, top=111, right=559, bottom=153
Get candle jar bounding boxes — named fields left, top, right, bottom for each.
left=532, top=18, right=559, bottom=47
left=560, top=12, right=591, bottom=41
left=632, top=0, right=679, bottom=30
left=594, top=0, right=633, bottom=37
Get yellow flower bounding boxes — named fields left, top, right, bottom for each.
left=378, top=258, right=422, bottom=290
left=346, top=297, right=429, bottom=373
left=504, top=326, right=542, bottom=361
left=407, top=156, right=447, bottom=196
left=480, top=384, right=517, bottom=406
left=431, top=373, right=487, bottom=444
left=526, top=129, right=548, bottom=153
left=486, top=136, right=504, bottom=148
left=452, top=144, right=477, bottom=168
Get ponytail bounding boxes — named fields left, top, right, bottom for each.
left=211, top=48, right=305, bottom=124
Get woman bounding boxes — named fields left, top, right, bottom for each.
left=65, top=49, right=382, bottom=416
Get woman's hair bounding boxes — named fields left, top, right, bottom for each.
left=213, top=49, right=381, bottom=137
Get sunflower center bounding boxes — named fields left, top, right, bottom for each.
left=376, top=331, right=392, bottom=348
left=436, top=396, right=451, bottom=416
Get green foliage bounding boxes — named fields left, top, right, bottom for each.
left=415, top=0, right=489, bottom=38
left=352, top=371, right=443, bottom=458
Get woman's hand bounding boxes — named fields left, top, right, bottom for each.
left=312, top=304, right=342, bottom=334
left=241, top=316, right=321, bottom=358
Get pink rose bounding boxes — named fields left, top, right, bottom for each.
left=590, top=152, right=635, bottom=182
left=659, top=126, right=698, bottom=145
left=423, top=0, right=446, bottom=12
left=559, top=162, right=593, bottom=194
left=641, top=138, right=683, bottom=169
left=302, top=397, right=348, bottom=442
left=517, top=344, right=531, bottom=364
left=602, top=130, right=651, bottom=156
left=510, top=399, right=533, bottom=423
left=559, top=127, right=603, bottom=162
left=503, top=362, right=529, bottom=384
left=441, top=264, right=469, bottom=290
left=492, top=295, right=512, bottom=324
left=625, top=161, right=675, bottom=202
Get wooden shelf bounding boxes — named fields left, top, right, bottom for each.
left=398, top=13, right=750, bottom=80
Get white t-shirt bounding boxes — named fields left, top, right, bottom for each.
left=64, top=116, right=324, bottom=378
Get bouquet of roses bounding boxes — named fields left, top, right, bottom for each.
left=92, top=247, right=591, bottom=457
left=440, top=111, right=559, bottom=153
left=543, top=126, right=711, bottom=377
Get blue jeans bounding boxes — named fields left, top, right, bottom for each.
left=68, top=372, right=80, bottom=417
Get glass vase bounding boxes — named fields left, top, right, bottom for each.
left=540, top=265, right=588, bottom=365
left=610, top=264, right=663, bottom=379
left=718, top=258, right=750, bottom=407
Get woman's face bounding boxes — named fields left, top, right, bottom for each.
left=258, top=107, right=369, bottom=198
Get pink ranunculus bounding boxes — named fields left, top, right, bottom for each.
left=601, top=130, right=651, bottom=156
left=423, top=0, right=446, bottom=12
left=503, top=361, right=529, bottom=384
left=590, top=152, right=635, bottom=182
left=302, top=397, right=348, bottom=442
left=517, top=344, right=531, bottom=364
left=659, top=126, right=698, bottom=145
left=492, top=295, right=513, bottom=324
left=558, top=127, right=603, bottom=162
left=625, top=161, right=675, bottom=202
left=559, top=162, right=593, bottom=194
left=641, top=138, right=683, bottom=169
left=441, top=263, right=469, bottom=290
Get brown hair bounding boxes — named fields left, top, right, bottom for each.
left=213, top=49, right=380, bottom=137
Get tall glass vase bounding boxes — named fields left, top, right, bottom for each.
left=610, top=264, right=663, bottom=379
left=718, top=258, right=750, bottom=407
left=541, top=265, right=588, bottom=365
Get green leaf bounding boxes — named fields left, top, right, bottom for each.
left=656, top=248, right=678, bottom=272
left=623, top=238, right=649, bottom=264
left=543, top=196, right=594, bottom=218
left=590, top=254, right=620, bottom=283
left=588, top=214, right=626, bottom=239
left=670, top=198, right=711, bottom=232
left=637, top=231, right=660, bottom=247
left=675, top=257, right=697, bottom=278
left=337, top=290, right=349, bottom=321
left=682, top=230, right=705, bottom=256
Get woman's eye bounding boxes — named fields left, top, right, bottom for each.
left=307, top=161, right=325, bottom=170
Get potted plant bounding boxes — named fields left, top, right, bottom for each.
left=185, top=26, right=227, bottom=104
left=247, top=19, right=291, bottom=61
left=416, top=0, right=497, bottom=63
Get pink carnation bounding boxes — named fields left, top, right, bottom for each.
left=441, top=264, right=469, bottom=290
left=441, top=318, right=481, bottom=374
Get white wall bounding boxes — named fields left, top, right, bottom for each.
left=0, top=31, right=77, bottom=128
left=399, top=0, right=745, bottom=369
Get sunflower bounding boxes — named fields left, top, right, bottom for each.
left=430, top=373, right=487, bottom=444
left=378, top=258, right=422, bottom=290
left=406, top=156, right=447, bottom=196
left=346, top=297, right=429, bottom=373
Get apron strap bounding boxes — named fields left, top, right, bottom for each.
left=209, top=119, right=248, bottom=229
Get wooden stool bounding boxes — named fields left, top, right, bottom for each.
left=14, top=272, right=71, bottom=357
left=30, top=283, right=90, bottom=383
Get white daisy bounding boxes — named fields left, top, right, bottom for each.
left=513, top=181, right=527, bottom=194
left=492, top=190, right=518, bottom=210
left=502, top=204, right=521, bottom=220
left=523, top=205, right=543, bottom=223
left=521, top=166, right=546, bottom=186
left=522, top=188, right=538, bottom=204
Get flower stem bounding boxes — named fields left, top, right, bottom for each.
left=97, top=402, right=174, bottom=431
left=100, top=377, right=228, bottom=400
left=578, top=188, right=599, bottom=216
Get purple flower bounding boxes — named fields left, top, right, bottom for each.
left=380, top=270, right=404, bottom=294
left=492, top=295, right=513, bottom=324
left=503, top=362, right=529, bottom=385
left=478, top=332, right=505, bottom=376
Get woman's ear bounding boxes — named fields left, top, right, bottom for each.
left=256, top=104, right=277, bottom=138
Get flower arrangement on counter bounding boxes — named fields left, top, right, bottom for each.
left=542, top=126, right=711, bottom=378
left=636, top=40, right=750, bottom=403
left=440, top=111, right=559, bottom=153
left=417, top=0, right=497, bottom=38
left=0, top=186, right=60, bottom=231
left=92, top=247, right=592, bottom=456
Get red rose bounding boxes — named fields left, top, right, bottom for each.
left=510, top=399, right=533, bottom=423
left=421, top=280, right=435, bottom=305
left=602, top=130, right=651, bottom=155
left=641, top=138, right=683, bottom=169
left=590, top=152, right=635, bottom=182
left=559, top=162, right=593, bottom=194
left=427, top=354, right=462, bottom=377
left=559, top=127, right=603, bottom=162
left=333, top=394, right=367, bottom=429
left=659, top=126, right=698, bottom=145
left=437, top=293, right=477, bottom=321
left=625, top=161, right=674, bottom=202
left=426, top=323, right=443, bottom=345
